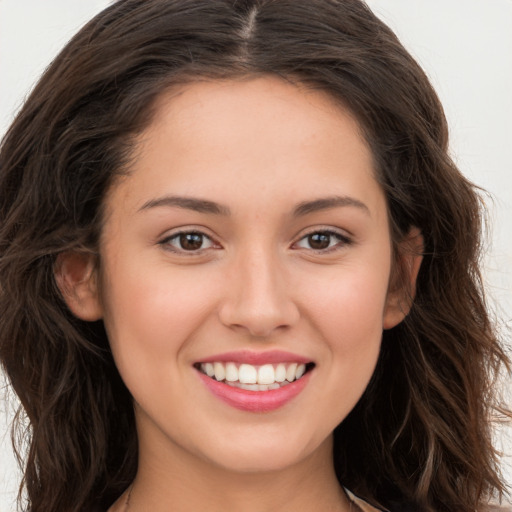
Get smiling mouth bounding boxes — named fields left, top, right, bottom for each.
left=194, top=361, right=315, bottom=391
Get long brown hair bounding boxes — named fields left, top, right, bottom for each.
left=0, top=1, right=510, bottom=511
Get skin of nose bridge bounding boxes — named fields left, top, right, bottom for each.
left=220, top=245, right=297, bottom=335
left=236, top=245, right=284, bottom=302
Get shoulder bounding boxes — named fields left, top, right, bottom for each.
left=346, top=489, right=512, bottom=512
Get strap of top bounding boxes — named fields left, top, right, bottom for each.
left=345, top=489, right=386, bottom=512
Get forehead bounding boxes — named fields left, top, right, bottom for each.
left=144, top=76, right=369, bottom=160
left=105, top=76, right=384, bottom=223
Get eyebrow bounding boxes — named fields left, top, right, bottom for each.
left=139, top=196, right=231, bottom=215
left=292, top=196, right=370, bottom=217
left=138, top=194, right=369, bottom=217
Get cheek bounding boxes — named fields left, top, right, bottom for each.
left=324, top=284, right=386, bottom=373
left=305, top=262, right=391, bottom=341
left=100, top=260, right=221, bottom=373
left=300, top=261, right=390, bottom=410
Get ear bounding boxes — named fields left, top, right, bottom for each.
left=54, top=252, right=103, bottom=321
left=383, top=227, right=423, bottom=330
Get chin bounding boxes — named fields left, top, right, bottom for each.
left=198, top=431, right=331, bottom=475
left=211, top=451, right=302, bottom=474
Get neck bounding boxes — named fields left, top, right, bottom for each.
left=112, top=431, right=350, bottom=512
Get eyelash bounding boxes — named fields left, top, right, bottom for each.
left=158, top=228, right=352, bottom=255
left=293, top=229, right=352, bottom=253
left=159, top=230, right=217, bottom=254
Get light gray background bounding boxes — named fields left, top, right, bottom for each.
left=1, top=1, right=511, bottom=510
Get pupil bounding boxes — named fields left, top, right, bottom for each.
left=180, top=233, right=203, bottom=250
left=309, top=232, right=330, bottom=250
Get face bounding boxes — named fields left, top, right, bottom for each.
left=61, top=76, right=416, bottom=475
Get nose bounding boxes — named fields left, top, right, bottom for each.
left=218, top=247, right=300, bottom=338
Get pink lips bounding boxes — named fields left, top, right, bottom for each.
left=195, top=351, right=313, bottom=413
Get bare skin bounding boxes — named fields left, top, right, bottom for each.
left=58, top=76, right=421, bottom=512
left=109, top=436, right=351, bottom=512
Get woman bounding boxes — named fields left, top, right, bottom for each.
left=0, top=1, right=510, bottom=511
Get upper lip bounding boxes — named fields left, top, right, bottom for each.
left=196, top=350, right=312, bottom=365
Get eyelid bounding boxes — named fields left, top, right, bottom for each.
left=156, top=225, right=352, bottom=255
left=158, top=227, right=222, bottom=255
left=292, top=227, right=353, bottom=252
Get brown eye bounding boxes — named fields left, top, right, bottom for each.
left=179, top=233, right=204, bottom=251
left=295, top=230, right=351, bottom=252
left=307, top=232, right=331, bottom=250
left=162, top=231, right=215, bottom=253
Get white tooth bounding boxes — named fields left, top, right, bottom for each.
left=295, top=363, right=306, bottom=379
left=257, top=364, right=275, bottom=385
left=205, top=363, right=215, bottom=377
left=213, top=362, right=225, bottom=381
left=238, top=364, right=257, bottom=384
left=225, top=362, right=238, bottom=382
left=239, top=383, right=259, bottom=391
left=269, top=383, right=280, bottom=390
left=275, top=363, right=286, bottom=382
left=286, top=363, right=298, bottom=382
left=226, top=381, right=235, bottom=387
left=258, top=384, right=269, bottom=391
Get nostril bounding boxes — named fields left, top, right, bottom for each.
left=217, top=279, right=300, bottom=336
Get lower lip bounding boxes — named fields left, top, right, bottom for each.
left=197, top=370, right=312, bottom=412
